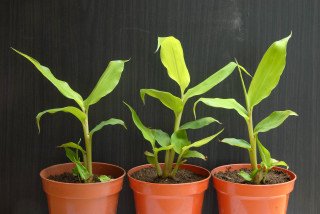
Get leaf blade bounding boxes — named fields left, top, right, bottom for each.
left=221, top=138, right=251, bottom=149
left=182, top=150, right=207, bottom=160
left=179, top=117, right=221, bottom=130
left=187, top=129, right=224, bottom=149
left=247, top=34, right=292, bottom=107
left=90, top=118, right=126, bottom=137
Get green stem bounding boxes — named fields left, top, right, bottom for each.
left=247, top=110, right=258, bottom=170
left=82, top=114, right=92, bottom=176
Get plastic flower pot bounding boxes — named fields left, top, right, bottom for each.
left=128, top=163, right=211, bottom=214
left=212, top=163, right=297, bottom=214
left=40, top=162, right=125, bottom=214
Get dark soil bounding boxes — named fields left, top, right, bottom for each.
left=48, top=172, right=101, bottom=183
left=131, top=167, right=206, bottom=184
left=214, top=167, right=291, bottom=185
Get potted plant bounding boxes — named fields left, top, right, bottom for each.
left=125, top=36, right=237, bottom=214
left=12, top=48, right=128, bottom=214
left=193, top=33, right=297, bottom=213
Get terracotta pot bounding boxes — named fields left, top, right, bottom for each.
left=128, top=163, right=211, bottom=214
left=40, top=162, right=125, bottom=214
left=212, top=163, right=297, bottom=214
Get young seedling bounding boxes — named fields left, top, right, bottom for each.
left=125, top=36, right=237, bottom=178
left=12, top=48, right=128, bottom=183
left=193, top=33, right=297, bottom=184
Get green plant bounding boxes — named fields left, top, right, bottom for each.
left=193, top=33, right=297, bottom=184
left=12, top=48, right=128, bottom=183
left=125, top=36, right=237, bottom=178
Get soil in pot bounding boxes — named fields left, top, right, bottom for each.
left=131, top=166, right=206, bottom=184
left=48, top=172, right=104, bottom=183
left=214, top=167, right=290, bottom=184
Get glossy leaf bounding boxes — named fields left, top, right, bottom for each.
left=12, top=48, right=84, bottom=109
left=179, top=117, right=221, bottom=130
left=84, top=60, right=128, bottom=108
left=152, top=129, right=170, bottom=147
left=58, top=142, right=86, bottom=155
left=238, top=171, right=252, bottom=181
left=182, top=150, right=206, bottom=160
left=221, top=138, right=251, bottom=149
left=184, top=62, right=237, bottom=100
left=64, top=147, right=79, bottom=162
left=254, top=110, right=298, bottom=134
left=157, top=36, right=190, bottom=93
left=124, top=102, right=155, bottom=146
left=36, top=107, right=86, bottom=133
left=90, top=118, right=126, bottom=137
left=247, top=34, right=292, bottom=107
left=140, top=89, right=183, bottom=113
left=194, top=98, right=248, bottom=120
left=171, top=129, right=190, bottom=154
left=75, top=162, right=90, bottom=180
left=271, top=159, right=289, bottom=169
left=187, top=129, right=223, bottom=149
left=257, top=139, right=271, bottom=167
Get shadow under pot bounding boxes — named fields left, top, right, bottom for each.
left=127, top=163, right=211, bottom=214
left=40, top=162, right=125, bottom=214
left=212, top=163, right=297, bottom=214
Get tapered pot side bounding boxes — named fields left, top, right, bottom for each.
left=40, top=162, right=125, bottom=214
left=128, top=164, right=211, bottom=214
left=212, top=163, right=297, bottom=214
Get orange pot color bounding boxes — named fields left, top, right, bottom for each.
left=128, top=164, right=211, bottom=214
left=40, top=162, right=125, bottom=214
left=212, top=163, right=297, bottom=214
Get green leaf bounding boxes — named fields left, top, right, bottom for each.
left=140, top=89, right=183, bottom=114
left=187, top=129, right=224, bottom=149
left=98, top=175, right=111, bottom=182
left=194, top=98, right=248, bottom=120
left=152, top=129, right=171, bottom=147
left=154, top=145, right=174, bottom=153
left=221, top=138, right=251, bottom=149
left=58, top=142, right=86, bottom=155
left=254, top=110, right=298, bottom=134
left=157, top=36, right=190, bottom=93
left=182, top=150, right=206, bottom=160
left=90, top=118, right=126, bottom=137
left=36, top=107, right=86, bottom=133
left=238, top=171, right=252, bottom=181
left=144, top=151, right=156, bottom=164
left=179, top=117, right=221, bottom=130
left=11, top=48, right=84, bottom=109
left=75, top=162, right=91, bottom=180
left=184, top=62, right=237, bottom=100
left=247, top=33, right=292, bottom=107
left=124, top=102, right=155, bottom=146
left=271, top=159, right=289, bottom=169
left=171, top=129, right=190, bottom=154
left=64, top=147, right=79, bottom=163
left=84, top=60, right=128, bottom=108
left=257, top=139, right=271, bottom=167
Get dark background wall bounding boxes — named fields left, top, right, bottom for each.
left=0, top=0, right=319, bottom=213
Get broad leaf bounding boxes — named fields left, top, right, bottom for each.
left=58, top=142, right=86, bottom=155
left=157, top=36, right=190, bottom=93
left=64, top=147, right=79, bottom=163
left=144, top=151, right=156, bottom=164
left=152, top=129, right=170, bottom=147
left=154, top=145, right=173, bottom=153
left=238, top=171, right=252, bottom=181
left=140, top=89, right=183, bottom=114
left=194, top=98, right=248, bottom=120
left=187, top=129, right=224, bottom=149
left=271, top=159, right=289, bottom=169
left=36, top=107, right=86, bottom=133
left=179, top=117, right=221, bottom=130
left=84, top=60, right=128, bottom=108
left=254, top=110, right=298, bottom=134
left=124, top=102, right=155, bottom=146
left=98, top=175, right=111, bottom=182
left=12, top=48, right=84, bottom=109
left=257, top=139, right=271, bottom=167
left=90, top=118, right=126, bottom=137
left=184, top=62, right=237, bottom=100
left=75, top=162, right=91, bottom=180
left=182, top=150, right=206, bottom=160
left=221, top=138, right=251, bottom=149
left=247, top=34, right=292, bottom=107
left=171, top=129, right=190, bottom=154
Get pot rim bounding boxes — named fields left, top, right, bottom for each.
left=212, top=163, right=297, bottom=187
left=40, top=162, right=126, bottom=186
left=128, top=163, right=211, bottom=186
